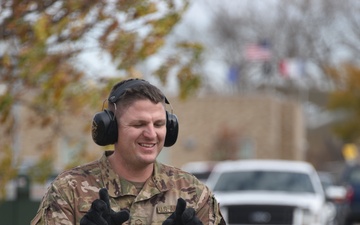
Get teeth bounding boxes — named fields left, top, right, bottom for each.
left=140, top=143, right=154, bottom=147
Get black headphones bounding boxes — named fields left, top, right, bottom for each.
left=91, top=79, right=179, bottom=147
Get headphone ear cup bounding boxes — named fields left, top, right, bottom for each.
left=164, top=111, right=179, bottom=147
left=92, top=109, right=118, bottom=146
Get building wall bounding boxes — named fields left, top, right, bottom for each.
left=5, top=93, right=305, bottom=171
left=166, top=94, right=306, bottom=168
left=14, top=103, right=103, bottom=173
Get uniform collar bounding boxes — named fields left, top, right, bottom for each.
left=100, top=151, right=172, bottom=198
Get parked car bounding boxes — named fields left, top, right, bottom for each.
left=339, top=163, right=360, bottom=225
left=206, top=159, right=336, bottom=225
left=318, top=171, right=350, bottom=225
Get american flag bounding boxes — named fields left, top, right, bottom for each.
left=279, top=58, right=305, bottom=78
left=244, top=42, right=272, bottom=61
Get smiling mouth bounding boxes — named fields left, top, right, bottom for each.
left=139, top=143, right=156, bottom=148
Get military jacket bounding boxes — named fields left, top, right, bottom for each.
left=31, top=151, right=225, bottom=225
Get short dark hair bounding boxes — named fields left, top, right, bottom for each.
left=108, top=78, right=166, bottom=117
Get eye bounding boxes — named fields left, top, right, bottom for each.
left=155, top=121, right=166, bottom=128
left=131, top=122, right=145, bottom=128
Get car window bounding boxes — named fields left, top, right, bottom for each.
left=213, top=170, right=315, bottom=193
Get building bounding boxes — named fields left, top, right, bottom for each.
left=4, top=93, right=306, bottom=173
left=163, top=94, right=306, bottom=168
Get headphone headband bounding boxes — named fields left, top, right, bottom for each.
left=108, top=79, right=170, bottom=105
left=108, top=79, right=148, bottom=104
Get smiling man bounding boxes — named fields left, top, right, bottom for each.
left=31, top=78, right=225, bottom=225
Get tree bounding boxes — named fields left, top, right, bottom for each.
left=0, top=0, right=203, bottom=199
left=177, top=0, right=360, bottom=166
left=185, top=0, right=360, bottom=92
left=326, top=63, right=360, bottom=143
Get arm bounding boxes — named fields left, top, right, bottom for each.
left=195, top=194, right=225, bottom=225
left=31, top=182, right=75, bottom=225
left=192, top=185, right=225, bottom=225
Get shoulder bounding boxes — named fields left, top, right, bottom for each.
left=155, top=163, right=215, bottom=209
left=155, top=162, right=209, bottom=194
left=34, top=160, right=104, bottom=224
left=158, top=162, right=201, bottom=182
left=51, top=159, right=102, bottom=190
left=40, top=160, right=102, bottom=207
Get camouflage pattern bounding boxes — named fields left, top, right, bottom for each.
left=31, top=151, right=225, bottom=225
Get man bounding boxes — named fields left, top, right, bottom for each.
left=31, top=78, right=225, bottom=225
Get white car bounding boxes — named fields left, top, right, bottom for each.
left=206, top=159, right=336, bottom=225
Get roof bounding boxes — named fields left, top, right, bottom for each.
left=211, top=159, right=315, bottom=173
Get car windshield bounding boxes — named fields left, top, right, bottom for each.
left=213, top=170, right=315, bottom=194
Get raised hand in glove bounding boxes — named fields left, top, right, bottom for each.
left=80, top=188, right=129, bottom=225
left=163, top=198, right=203, bottom=225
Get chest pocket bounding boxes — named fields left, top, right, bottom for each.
left=78, top=198, right=122, bottom=213
left=127, top=205, right=175, bottom=225
left=130, top=218, right=169, bottom=225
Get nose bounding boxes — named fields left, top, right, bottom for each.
left=143, top=124, right=156, bottom=138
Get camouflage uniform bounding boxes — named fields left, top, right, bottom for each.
left=31, top=151, right=225, bottom=225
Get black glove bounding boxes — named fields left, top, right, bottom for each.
left=80, top=188, right=129, bottom=225
left=163, top=198, right=203, bottom=225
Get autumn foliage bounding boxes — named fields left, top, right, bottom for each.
left=326, top=63, right=360, bottom=143
left=0, top=0, right=203, bottom=199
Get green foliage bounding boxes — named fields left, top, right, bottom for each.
left=0, top=94, right=13, bottom=123
left=154, top=41, right=204, bottom=99
left=0, top=145, right=18, bottom=200
left=178, top=67, right=202, bottom=100
left=327, top=63, right=360, bottom=143
left=27, top=153, right=54, bottom=184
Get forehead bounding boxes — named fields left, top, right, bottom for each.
left=120, top=99, right=166, bottom=119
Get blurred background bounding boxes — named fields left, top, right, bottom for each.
left=1, top=0, right=360, bottom=224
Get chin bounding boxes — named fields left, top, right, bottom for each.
left=140, top=155, right=157, bottom=164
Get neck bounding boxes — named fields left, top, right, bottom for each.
left=108, top=152, right=154, bottom=182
